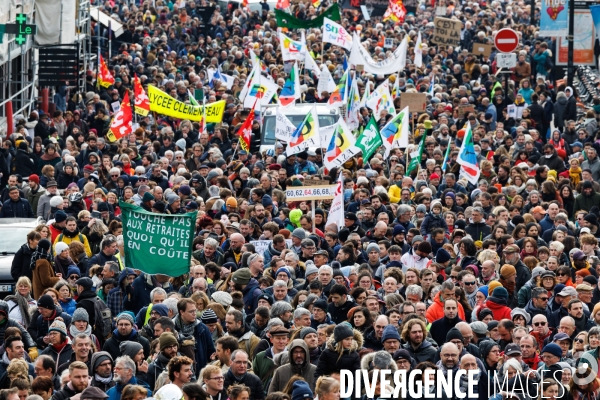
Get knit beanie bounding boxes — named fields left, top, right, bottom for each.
left=381, top=325, right=401, bottom=343
left=511, top=308, right=531, bottom=324
left=48, top=320, right=67, bottom=336
left=488, top=280, right=502, bottom=294
left=500, top=264, right=517, bottom=279
left=313, top=299, right=328, bottom=312
left=493, top=287, right=509, bottom=300
left=152, top=304, right=169, bottom=317
left=291, top=381, right=313, bottom=400
left=201, top=309, right=218, bottom=325
left=159, top=332, right=179, bottom=351
left=72, top=308, right=89, bottom=323
left=366, top=243, right=380, bottom=254
left=477, top=286, right=489, bottom=298
left=54, top=242, right=69, bottom=255
left=542, top=343, right=563, bottom=358
left=299, top=327, right=317, bottom=339
left=116, top=312, right=135, bottom=326
left=119, top=341, right=143, bottom=359
left=446, top=327, right=464, bottom=342
left=478, top=308, right=493, bottom=321
left=333, top=323, right=354, bottom=343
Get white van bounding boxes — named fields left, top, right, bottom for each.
left=260, top=104, right=340, bottom=152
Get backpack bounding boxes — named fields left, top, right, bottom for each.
left=57, top=233, right=84, bottom=243
left=544, top=54, right=554, bottom=71
left=92, top=296, right=113, bottom=341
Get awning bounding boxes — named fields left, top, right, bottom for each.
left=90, top=7, right=124, bottom=38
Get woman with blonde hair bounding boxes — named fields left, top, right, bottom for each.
left=314, top=376, right=340, bottom=400
left=121, top=384, right=149, bottom=400
left=35, top=225, right=50, bottom=239
left=5, top=277, right=36, bottom=328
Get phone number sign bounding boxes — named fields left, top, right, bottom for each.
left=285, top=185, right=337, bottom=201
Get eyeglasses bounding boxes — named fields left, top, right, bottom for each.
left=111, top=175, right=119, bottom=177
left=208, top=376, right=224, bottom=381
left=575, top=338, right=585, bottom=343
left=69, top=275, right=79, bottom=280
left=557, top=273, right=568, bottom=276
left=450, top=275, right=459, bottom=279
left=533, top=322, right=547, bottom=326
left=464, top=281, right=476, bottom=286
left=537, top=297, right=549, bottom=301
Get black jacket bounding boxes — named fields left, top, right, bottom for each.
left=11, top=243, right=35, bottom=282
left=315, top=330, right=362, bottom=377
left=327, top=299, right=358, bottom=325
left=430, top=316, right=463, bottom=347
left=224, top=367, right=265, bottom=400
left=76, top=289, right=98, bottom=328
left=13, top=149, right=36, bottom=177
left=147, top=352, right=171, bottom=391
left=33, top=312, right=72, bottom=349
left=103, top=329, right=150, bottom=361
left=51, top=383, right=78, bottom=400
left=465, top=222, right=491, bottom=242
left=0, top=198, right=34, bottom=218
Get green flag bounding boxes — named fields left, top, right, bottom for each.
left=0, top=25, right=6, bottom=44
left=406, top=133, right=426, bottom=176
left=275, top=4, right=341, bottom=30
left=356, top=116, right=382, bottom=162
left=120, top=201, right=197, bottom=276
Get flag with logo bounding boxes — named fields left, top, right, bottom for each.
left=346, top=75, right=361, bottom=131
left=324, top=117, right=360, bottom=169
left=280, top=32, right=306, bottom=61
left=286, top=106, right=320, bottom=156
left=406, top=132, right=426, bottom=175
left=98, top=55, right=115, bottom=88
left=209, top=66, right=234, bottom=89
left=322, top=17, right=353, bottom=51
left=106, top=92, right=132, bottom=142
left=383, top=0, right=407, bottom=22
left=366, top=80, right=396, bottom=121
left=327, top=69, right=349, bottom=109
left=279, top=62, right=301, bottom=107
left=456, top=124, right=481, bottom=184
left=326, top=172, right=344, bottom=229
left=133, top=74, right=150, bottom=116
left=250, top=49, right=269, bottom=73
left=239, top=100, right=257, bottom=152
left=242, top=64, right=279, bottom=108
left=359, top=79, right=371, bottom=108
left=355, top=116, right=383, bottom=162
left=380, top=106, right=409, bottom=157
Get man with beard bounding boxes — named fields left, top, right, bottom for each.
left=107, top=356, right=151, bottom=400
left=574, top=181, right=600, bottom=212
left=363, top=315, right=389, bottom=351
left=401, top=318, right=436, bottom=363
left=147, top=333, right=180, bottom=390
left=525, top=287, right=551, bottom=319
left=548, top=286, right=577, bottom=329
left=437, top=342, right=460, bottom=379
left=391, top=225, right=411, bottom=254
left=327, top=284, right=357, bottom=324
left=225, top=309, right=260, bottom=357
left=457, top=354, right=488, bottom=400
left=102, top=313, right=150, bottom=361
left=52, top=361, right=90, bottom=400
left=430, top=299, right=463, bottom=346
left=268, top=339, right=316, bottom=393
left=139, top=304, right=169, bottom=341
left=567, top=299, right=594, bottom=333
left=89, top=352, right=114, bottom=391
left=298, top=327, right=321, bottom=365
left=167, top=356, right=194, bottom=389
left=479, top=260, right=499, bottom=285
left=223, top=233, right=245, bottom=268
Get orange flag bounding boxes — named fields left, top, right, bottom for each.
left=133, top=74, right=150, bottom=116
left=98, top=55, right=115, bottom=88
left=106, top=91, right=133, bottom=142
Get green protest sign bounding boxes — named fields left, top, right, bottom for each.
left=275, top=4, right=341, bottom=30
left=120, top=201, right=197, bottom=276
left=355, top=116, right=382, bottom=162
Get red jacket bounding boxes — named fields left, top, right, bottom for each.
left=484, top=298, right=512, bottom=320
left=426, top=291, right=466, bottom=323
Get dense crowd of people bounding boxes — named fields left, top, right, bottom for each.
left=3, top=0, right=600, bottom=400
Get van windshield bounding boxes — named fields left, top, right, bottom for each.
left=262, top=115, right=338, bottom=143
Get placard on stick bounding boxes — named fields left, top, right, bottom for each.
left=400, top=93, right=427, bottom=113
left=432, top=17, right=461, bottom=46
left=472, top=43, right=493, bottom=58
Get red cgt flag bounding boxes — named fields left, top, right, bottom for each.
left=98, top=55, right=115, bottom=88
left=133, top=74, right=150, bottom=116
left=106, top=91, right=133, bottom=142
left=238, top=100, right=258, bottom=152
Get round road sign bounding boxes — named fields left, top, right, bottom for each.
left=494, top=28, right=519, bottom=53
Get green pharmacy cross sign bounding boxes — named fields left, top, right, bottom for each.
left=0, top=14, right=37, bottom=45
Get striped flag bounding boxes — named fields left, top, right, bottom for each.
left=456, top=124, right=481, bottom=184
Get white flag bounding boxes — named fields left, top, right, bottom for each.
left=397, top=36, right=408, bottom=71
left=326, top=172, right=345, bottom=230
left=322, top=17, right=353, bottom=51
left=243, top=66, right=279, bottom=108
left=279, top=31, right=306, bottom=61
left=359, top=79, right=371, bottom=109
left=275, top=109, right=297, bottom=142
left=414, top=31, right=423, bottom=68
left=305, top=51, right=321, bottom=78
left=317, top=64, right=337, bottom=98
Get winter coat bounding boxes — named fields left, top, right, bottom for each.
left=32, top=259, right=61, bottom=300
left=26, top=187, right=44, bottom=217
left=483, top=296, right=513, bottom=320
left=538, top=152, right=565, bottom=174
left=242, top=279, right=263, bottom=316
left=102, top=329, right=150, bottom=361
left=403, top=339, right=437, bottom=363
left=10, top=243, right=35, bottom=282
left=574, top=191, right=600, bottom=212
left=107, top=377, right=151, bottom=400
left=465, top=221, right=491, bottom=242
left=327, top=299, right=358, bottom=325
left=124, top=273, right=173, bottom=315
left=147, top=352, right=173, bottom=391
left=224, top=368, right=264, bottom=400
left=268, top=340, right=317, bottom=393
left=41, top=341, right=74, bottom=368
left=13, top=149, right=36, bottom=177
left=581, top=156, right=600, bottom=182
left=0, top=198, right=34, bottom=218
left=36, top=192, right=57, bottom=220
left=420, top=212, right=448, bottom=236
left=33, top=311, right=72, bottom=349
left=553, top=97, right=568, bottom=129
left=426, top=291, right=466, bottom=323
left=314, top=328, right=362, bottom=378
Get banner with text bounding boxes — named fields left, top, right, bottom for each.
left=432, top=17, right=461, bottom=46
left=120, top=201, right=197, bottom=277
left=147, top=85, right=225, bottom=123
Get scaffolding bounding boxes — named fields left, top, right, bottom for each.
left=0, top=0, right=92, bottom=133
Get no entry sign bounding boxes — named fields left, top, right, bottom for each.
left=494, top=28, right=519, bottom=53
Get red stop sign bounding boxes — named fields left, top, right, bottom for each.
left=494, top=28, right=519, bottom=53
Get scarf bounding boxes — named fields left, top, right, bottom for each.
left=573, top=313, right=588, bottom=333
left=30, top=248, right=53, bottom=271
left=94, top=373, right=113, bottom=384
left=4, top=293, right=33, bottom=327
left=569, top=167, right=582, bottom=186
left=70, top=323, right=92, bottom=338
left=523, top=353, right=541, bottom=370
left=174, top=314, right=197, bottom=337
left=62, top=228, right=81, bottom=239
left=54, top=255, right=74, bottom=277
left=52, top=339, right=69, bottom=353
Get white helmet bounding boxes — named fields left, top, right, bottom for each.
left=154, top=384, right=183, bottom=400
